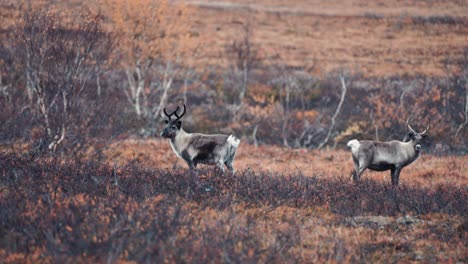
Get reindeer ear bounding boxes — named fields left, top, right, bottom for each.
left=175, top=121, right=182, bottom=129
left=407, top=132, right=416, bottom=140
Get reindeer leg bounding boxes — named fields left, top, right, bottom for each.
left=225, top=161, right=234, bottom=173
left=217, top=160, right=226, bottom=173
left=391, top=166, right=402, bottom=186
left=356, top=167, right=366, bottom=181
left=352, top=156, right=360, bottom=181
left=185, top=160, right=202, bottom=186
left=185, top=159, right=196, bottom=171
left=355, top=158, right=368, bottom=182
left=390, top=167, right=396, bottom=185
left=186, top=159, right=199, bottom=179
left=181, top=151, right=196, bottom=171
left=392, top=166, right=402, bottom=186
left=224, top=155, right=235, bottom=173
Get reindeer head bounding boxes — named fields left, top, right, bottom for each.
left=160, top=104, right=186, bottom=139
left=405, top=116, right=430, bottom=151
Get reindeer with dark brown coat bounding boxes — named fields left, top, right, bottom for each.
left=160, top=105, right=240, bottom=173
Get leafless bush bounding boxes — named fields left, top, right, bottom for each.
left=13, top=5, right=112, bottom=153
left=224, top=14, right=262, bottom=121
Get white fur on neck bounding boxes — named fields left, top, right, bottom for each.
left=170, top=129, right=190, bottom=159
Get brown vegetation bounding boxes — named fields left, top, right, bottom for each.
left=0, top=0, right=467, bottom=262
left=0, top=149, right=466, bottom=262
left=184, top=0, right=468, bottom=77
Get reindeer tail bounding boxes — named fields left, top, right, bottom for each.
left=347, top=139, right=361, bottom=154
left=227, top=135, right=240, bottom=148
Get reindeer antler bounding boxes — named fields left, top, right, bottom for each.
left=406, top=115, right=417, bottom=134
left=420, top=117, right=431, bottom=135
left=407, top=115, right=431, bottom=134
left=163, top=108, right=171, bottom=119
left=163, top=106, right=180, bottom=121
left=173, top=104, right=186, bottom=122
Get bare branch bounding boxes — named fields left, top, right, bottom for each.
left=318, top=76, right=348, bottom=149
left=453, top=87, right=467, bottom=140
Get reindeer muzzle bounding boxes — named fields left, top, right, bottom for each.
left=415, top=144, right=422, bottom=151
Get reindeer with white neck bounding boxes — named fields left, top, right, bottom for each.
left=160, top=105, right=240, bottom=173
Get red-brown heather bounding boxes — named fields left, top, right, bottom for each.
left=0, top=0, right=467, bottom=263
left=1, top=145, right=466, bottom=262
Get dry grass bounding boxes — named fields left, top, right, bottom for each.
left=184, top=0, right=468, bottom=77
left=2, top=0, right=466, bottom=78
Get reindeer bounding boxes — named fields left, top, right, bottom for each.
left=347, top=118, right=429, bottom=185
left=160, top=105, right=240, bottom=172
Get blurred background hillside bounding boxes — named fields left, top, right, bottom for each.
left=0, top=0, right=467, bottom=154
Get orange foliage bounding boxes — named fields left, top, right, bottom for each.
left=294, top=110, right=319, bottom=121
left=102, top=0, right=194, bottom=68
left=362, top=83, right=458, bottom=142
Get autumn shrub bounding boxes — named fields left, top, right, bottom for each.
left=333, top=76, right=467, bottom=153
left=2, top=2, right=467, bottom=154
left=15, top=5, right=112, bottom=152
left=0, top=153, right=302, bottom=262
left=0, top=152, right=466, bottom=262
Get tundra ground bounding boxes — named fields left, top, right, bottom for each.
left=1, top=140, right=466, bottom=262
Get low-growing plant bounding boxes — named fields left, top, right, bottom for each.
left=0, top=152, right=465, bottom=262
